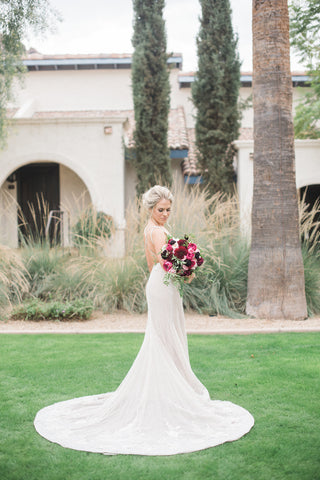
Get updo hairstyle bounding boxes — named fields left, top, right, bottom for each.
left=142, top=185, right=173, bottom=210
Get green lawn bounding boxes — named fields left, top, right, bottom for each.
left=0, top=333, right=319, bottom=480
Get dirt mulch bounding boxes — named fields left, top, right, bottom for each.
left=1, top=311, right=320, bottom=335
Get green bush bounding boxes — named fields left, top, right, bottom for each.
left=20, top=241, right=68, bottom=297
left=72, top=206, right=114, bottom=247
left=11, top=298, right=93, bottom=321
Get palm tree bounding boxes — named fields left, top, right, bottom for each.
left=246, top=0, right=307, bottom=319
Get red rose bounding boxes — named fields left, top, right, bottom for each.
left=174, top=246, right=188, bottom=259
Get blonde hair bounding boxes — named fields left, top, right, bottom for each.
left=142, top=185, right=173, bottom=210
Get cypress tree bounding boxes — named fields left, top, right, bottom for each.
left=192, top=0, right=241, bottom=195
left=131, top=0, right=172, bottom=196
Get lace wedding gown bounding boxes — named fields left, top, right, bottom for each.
left=34, top=246, right=254, bottom=455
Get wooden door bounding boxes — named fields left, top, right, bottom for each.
left=17, top=163, right=60, bottom=244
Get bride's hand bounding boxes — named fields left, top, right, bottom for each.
left=184, top=273, right=195, bottom=284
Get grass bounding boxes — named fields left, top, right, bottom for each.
left=0, top=333, right=319, bottom=480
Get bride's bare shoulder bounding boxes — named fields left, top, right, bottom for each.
left=144, top=223, right=168, bottom=250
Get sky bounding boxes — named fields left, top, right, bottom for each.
left=25, top=0, right=303, bottom=73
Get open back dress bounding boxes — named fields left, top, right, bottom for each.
left=34, top=225, right=254, bottom=455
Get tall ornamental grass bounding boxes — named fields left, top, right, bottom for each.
left=2, top=180, right=320, bottom=318
left=0, top=245, right=29, bottom=315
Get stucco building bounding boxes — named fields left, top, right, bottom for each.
left=0, top=52, right=319, bottom=254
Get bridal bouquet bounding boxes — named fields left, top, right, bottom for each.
left=160, top=234, right=204, bottom=296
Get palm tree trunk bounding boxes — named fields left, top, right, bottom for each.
left=246, top=0, right=307, bottom=319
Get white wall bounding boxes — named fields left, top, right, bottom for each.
left=0, top=115, right=127, bottom=253
left=170, top=71, right=196, bottom=128
left=0, top=183, right=18, bottom=247
left=4, top=64, right=319, bottom=252
left=236, top=139, right=320, bottom=236
left=11, top=69, right=134, bottom=112
left=295, top=140, right=320, bottom=188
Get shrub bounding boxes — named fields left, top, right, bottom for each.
left=11, top=298, right=93, bottom=321
left=72, top=206, right=114, bottom=247
left=20, top=241, right=68, bottom=297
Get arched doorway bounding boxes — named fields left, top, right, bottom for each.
left=299, top=184, right=320, bottom=238
left=16, top=162, right=60, bottom=244
left=300, top=184, right=320, bottom=211
left=1, top=160, right=93, bottom=248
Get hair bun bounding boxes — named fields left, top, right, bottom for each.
left=142, top=185, right=173, bottom=209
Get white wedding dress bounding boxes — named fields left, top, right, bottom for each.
left=34, top=258, right=254, bottom=455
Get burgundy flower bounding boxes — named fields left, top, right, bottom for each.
left=197, top=257, right=204, bottom=266
left=178, top=239, right=187, bottom=247
left=174, top=246, right=188, bottom=259
left=169, top=239, right=176, bottom=245
left=166, top=244, right=173, bottom=252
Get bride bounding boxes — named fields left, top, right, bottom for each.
left=34, top=185, right=254, bottom=456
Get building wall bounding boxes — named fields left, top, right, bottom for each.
left=170, top=71, right=196, bottom=129
left=3, top=62, right=319, bottom=251
left=11, top=69, right=134, bottom=112
left=235, top=139, right=320, bottom=236
left=0, top=115, right=127, bottom=253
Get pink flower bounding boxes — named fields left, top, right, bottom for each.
left=166, top=244, right=173, bottom=252
left=188, top=243, right=197, bottom=251
left=163, top=261, right=173, bottom=272
left=186, top=251, right=194, bottom=260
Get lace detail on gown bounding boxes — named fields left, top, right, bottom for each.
left=34, top=264, right=254, bottom=456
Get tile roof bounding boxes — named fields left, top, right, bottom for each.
left=178, top=70, right=307, bottom=77
left=32, top=110, right=131, bottom=119
left=182, top=128, right=200, bottom=176
left=23, top=53, right=133, bottom=60
left=23, top=52, right=183, bottom=60
left=6, top=108, right=18, bottom=118
left=182, top=127, right=255, bottom=176
left=22, top=52, right=183, bottom=71
left=168, top=107, right=189, bottom=149
left=124, top=106, right=189, bottom=150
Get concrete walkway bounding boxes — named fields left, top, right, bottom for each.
left=1, top=311, right=320, bottom=334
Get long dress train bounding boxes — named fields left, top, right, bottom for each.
left=34, top=263, right=254, bottom=456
